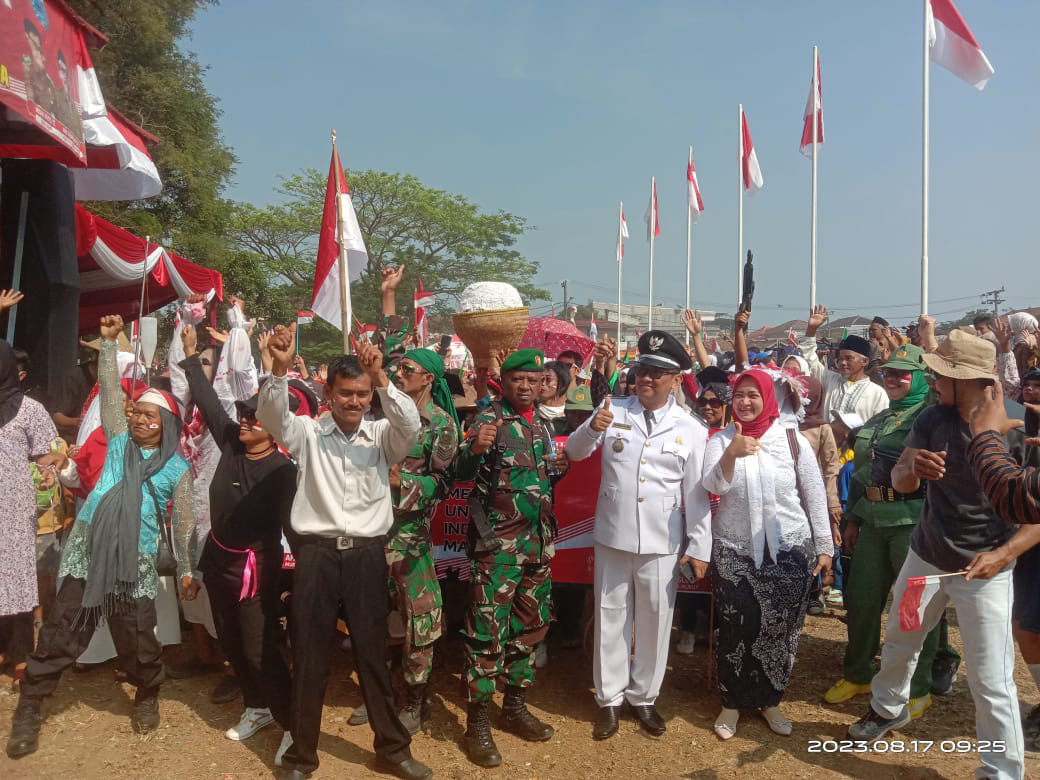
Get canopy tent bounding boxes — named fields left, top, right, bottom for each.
left=75, top=204, right=223, bottom=331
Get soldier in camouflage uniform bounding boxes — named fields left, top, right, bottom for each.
left=386, top=348, right=459, bottom=734
left=455, top=348, right=565, bottom=768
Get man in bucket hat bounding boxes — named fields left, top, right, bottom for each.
left=847, top=329, right=1040, bottom=780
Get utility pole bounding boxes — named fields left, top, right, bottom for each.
left=560, top=279, right=569, bottom=318
left=980, top=286, right=1006, bottom=318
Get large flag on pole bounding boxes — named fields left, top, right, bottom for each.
left=311, top=138, right=369, bottom=331
left=741, top=109, right=764, bottom=193
left=616, top=208, right=629, bottom=261
left=927, top=0, right=994, bottom=89
left=644, top=179, right=660, bottom=240
left=687, top=155, right=704, bottom=221
left=800, top=57, right=824, bottom=154
left=414, top=278, right=435, bottom=347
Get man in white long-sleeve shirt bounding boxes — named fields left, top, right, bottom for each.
left=565, top=330, right=711, bottom=741
left=256, top=324, right=432, bottom=780
left=798, top=305, right=888, bottom=423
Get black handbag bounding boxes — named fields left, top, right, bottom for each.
left=144, top=480, right=178, bottom=577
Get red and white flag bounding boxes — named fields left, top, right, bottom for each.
left=800, top=58, right=824, bottom=155
left=898, top=575, right=942, bottom=631
left=296, top=310, right=315, bottom=325
left=927, top=0, right=994, bottom=90
left=616, top=205, right=629, bottom=262
left=741, top=109, right=764, bottom=193
left=687, top=154, right=704, bottom=222
left=644, top=178, right=660, bottom=240
left=787, top=326, right=799, bottom=346
left=414, top=278, right=435, bottom=346
left=589, top=312, right=598, bottom=341
left=311, top=143, right=369, bottom=330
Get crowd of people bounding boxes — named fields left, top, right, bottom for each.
left=1, top=271, right=1039, bottom=780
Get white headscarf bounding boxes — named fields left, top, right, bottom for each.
left=1009, top=312, right=1039, bottom=347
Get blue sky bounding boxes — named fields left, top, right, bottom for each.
left=187, top=1, right=1038, bottom=326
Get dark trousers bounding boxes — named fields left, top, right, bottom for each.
left=283, top=539, right=411, bottom=775
left=205, top=549, right=291, bottom=728
left=0, top=611, right=35, bottom=667
left=21, top=577, right=164, bottom=698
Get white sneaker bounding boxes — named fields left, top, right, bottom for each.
left=274, top=730, right=293, bottom=767
left=676, top=631, right=696, bottom=655
left=533, top=642, right=548, bottom=669
left=224, top=707, right=274, bottom=741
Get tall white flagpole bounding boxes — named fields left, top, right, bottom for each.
left=810, top=46, right=819, bottom=311
left=648, top=176, right=655, bottom=330
left=685, top=146, right=693, bottom=344
left=921, top=0, right=930, bottom=315
left=737, top=104, right=744, bottom=306
left=617, top=201, right=624, bottom=358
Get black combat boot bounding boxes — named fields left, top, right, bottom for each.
left=397, top=683, right=431, bottom=735
left=131, top=686, right=160, bottom=734
left=6, top=695, right=43, bottom=758
left=463, top=701, right=502, bottom=767
left=500, top=685, right=553, bottom=741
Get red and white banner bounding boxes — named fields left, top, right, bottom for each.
left=927, top=0, right=994, bottom=90
left=687, top=155, right=704, bottom=221
left=644, top=179, right=660, bottom=240
left=312, top=143, right=368, bottom=330
left=741, top=108, right=764, bottom=193
left=800, top=58, right=824, bottom=155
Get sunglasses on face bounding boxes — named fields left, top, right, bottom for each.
left=395, top=363, right=427, bottom=377
left=632, top=365, right=678, bottom=381
left=881, top=368, right=913, bottom=381
left=697, top=397, right=724, bottom=409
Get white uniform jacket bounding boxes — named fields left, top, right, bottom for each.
left=566, top=395, right=711, bottom=557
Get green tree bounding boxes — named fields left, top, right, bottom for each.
left=66, top=0, right=235, bottom=269
left=225, top=168, right=548, bottom=359
left=938, top=308, right=993, bottom=333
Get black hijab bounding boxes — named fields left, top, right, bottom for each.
left=0, top=340, right=25, bottom=429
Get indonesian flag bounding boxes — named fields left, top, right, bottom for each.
left=75, top=33, right=106, bottom=120
left=898, top=575, right=942, bottom=631
left=414, top=278, right=434, bottom=347
left=742, top=109, right=764, bottom=193
left=644, top=178, right=660, bottom=240
left=311, top=144, right=369, bottom=330
left=800, top=58, right=824, bottom=155
left=927, top=0, right=994, bottom=90
left=353, top=315, right=377, bottom=341
left=787, top=326, right=799, bottom=346
left=296, top=310, right=315, bottom=325
left=687, top=154, right=704, bottom=221
left=589, top=312, right=598, bottom=341
left=616, top=205, right=629, bottom=262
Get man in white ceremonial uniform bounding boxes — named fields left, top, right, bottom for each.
left=566, top=330, right=711, bottom=739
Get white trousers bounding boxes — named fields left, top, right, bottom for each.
left=872, top=548, right=1023, bottom=780
left=593, top=542, right=678, bottom=707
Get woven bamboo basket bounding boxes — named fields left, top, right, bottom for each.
left=452, top=307, right=530, bottom=370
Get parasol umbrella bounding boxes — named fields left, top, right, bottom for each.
left=518, top=317, right=596, bottom=364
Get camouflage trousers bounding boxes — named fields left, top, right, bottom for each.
left=387, top=543, right=444, bottom=685
left=463, top=560, right=553, bottom=702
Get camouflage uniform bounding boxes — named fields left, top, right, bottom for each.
left=456, top=401, right=556, bottom=703
left=387, top=399, right=458, bottom=685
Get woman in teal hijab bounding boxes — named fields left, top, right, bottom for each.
left=823, top=344, right=954, bottom=719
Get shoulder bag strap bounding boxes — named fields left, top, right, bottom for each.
left=144, top=478, right=175, bottom=553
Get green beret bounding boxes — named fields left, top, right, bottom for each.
left=882, top=343, right=927, bottom=372
left=565, top=384, right=594, bottom=411
left=501, top=348, right=545, bottom=373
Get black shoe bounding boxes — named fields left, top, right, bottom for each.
left=463, top=701, right=502, bottom=768
left=593, top=705, right=621, bottom=740
left=930, top=657, right=958, bottom=696
left=165, top=658, right=222, bottom=680
left=501, top=685, right=554, bottom=741
left=276, top=769, right=311, bottom=780
left=847, top=705, right=911, bottom=742
left=374, top=755, right=433, bottom=780
left=398, top=683, right=430, bottom=736
left=348, top=701, right=369, bottom=726
left=630, top=704, right=666, bottom=736
left=131, top=687, right=160, bottom=734
left=807, top=597, right=825, bottom=616
left=209, top=674, right=241, bottom=704
left=5, top=696, right=43, bottom=759
left=1024, top=704, right=1040, bottom=739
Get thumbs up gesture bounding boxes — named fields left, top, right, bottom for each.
left=726, top=421, right=760, bottom=458
left=590, top=396, right=614, bottom=433
left=471, top=418, right=504, bottom=455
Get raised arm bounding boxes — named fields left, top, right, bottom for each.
left=168, top=295, right=209, bottom=405
left=733, top=310, right=751, bottom=370
left=170, top=469, right=199, bottom=590
left=357, top=340, right=420, bottom=464
left=180, top=325, right=236, bottom=448
left=682, top=309, right=713, bottom=371
left=98, top=315, right=129, bottom=439
left=798, top=305, right=835, bottom=384
left=256, top=324, right=308, bottom=455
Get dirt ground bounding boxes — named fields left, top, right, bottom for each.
left=1, top=598, right=1037, bottom=780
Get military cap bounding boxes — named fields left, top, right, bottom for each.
left=635, top=330, right=692, bottom=371
left=881, top=343, right=927, bottom=373
left=565, top=384, right=594, bottom=411
left=501, top=348, right=545, bottom=373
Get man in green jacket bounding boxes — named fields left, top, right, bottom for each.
left=823, top=344, right=957, bottom=719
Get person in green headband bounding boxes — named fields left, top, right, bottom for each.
left=397, top=348, right=460, bottom=428
left=824, top=341, right=958, bottom=718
